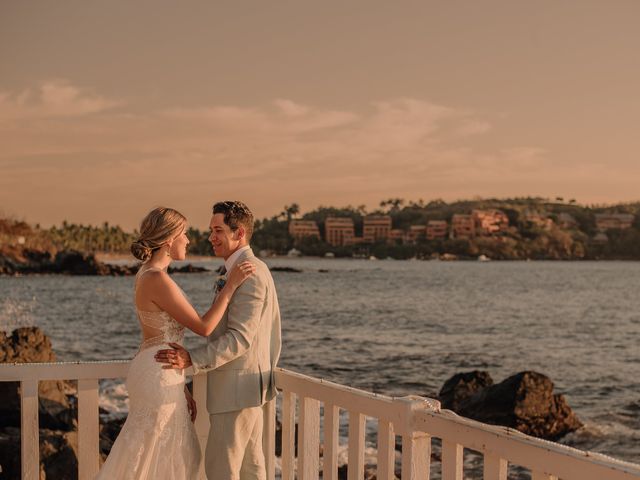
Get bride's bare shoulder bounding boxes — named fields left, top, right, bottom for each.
left=137, top=269, right=176, bottom=292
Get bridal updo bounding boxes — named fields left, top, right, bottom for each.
left=131, top=207, right=187, bottom=262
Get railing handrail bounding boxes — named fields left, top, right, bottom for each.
left=274, top=367, right=640, bottom=478
left=0, top=360, right=130, bottom=381
left=2, top=360, right=639, bottom=480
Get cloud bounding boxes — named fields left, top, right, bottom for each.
left=0, top=80, right=122, bottom=121
left=1, top=80, right=561, bottom=224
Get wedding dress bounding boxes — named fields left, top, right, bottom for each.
left=96, top=267, right=201, bottom=479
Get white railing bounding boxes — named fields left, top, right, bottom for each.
left=1, top=362, right=639, bottom=480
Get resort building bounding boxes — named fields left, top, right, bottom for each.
left=472, top=209, right=510, bottom=235
left=363, top=215, right=392, bottom=243
left=405, top=225, right=426, bottom=244
left=388, top=229, right=405, bottom=244
left=595, top=213, right=635, bottom=231
left=450, top=214, right=475, bottom=239
left=324, top=217, right=355, bottom=246
left=426, top=220, right=448, bottom=240
left=288, top=220, right=320, bottom=242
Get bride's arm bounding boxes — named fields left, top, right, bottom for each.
left=141, top=261, right=256, bottom=337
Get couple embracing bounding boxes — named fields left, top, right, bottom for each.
left=97, top=201, right=282, bottom=480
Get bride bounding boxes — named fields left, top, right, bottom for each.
left=96, top=207, right=255, bottom=479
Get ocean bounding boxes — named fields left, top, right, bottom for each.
left=1, top=258, right=638, bottom=468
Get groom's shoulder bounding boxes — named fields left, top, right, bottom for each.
left=249, top=256, right=271, bottom=277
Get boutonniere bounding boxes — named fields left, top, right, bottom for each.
left=214, top=275, right=227, bottom=293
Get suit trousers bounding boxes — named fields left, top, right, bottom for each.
left=205, top=406, right=266, bottom=480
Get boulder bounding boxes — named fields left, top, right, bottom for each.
left=0, top=327, right=74, bottom=430
left=337, top=464, right=378, bottom=479
left=439, top=370, right=493, bottom=411
left=53, top=250, right=116, bottom=275
left=168, top=264, right=209, bottom=273
left=270, top=266, right=303, bottom=273
left=0, top=427, right=78, bottom=480
left=439, top=370, right=583, bottom=440
left=99, top=416, right=127, bottom=459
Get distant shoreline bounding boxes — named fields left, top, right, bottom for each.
left=95, top=252, right=638, bottom=263
left=95, top=252, right=217, bottom=263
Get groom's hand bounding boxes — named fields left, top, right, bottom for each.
left=155, top=343, right=193, bottom=369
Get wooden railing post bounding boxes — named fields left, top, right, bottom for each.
left=484, top=453, right=507, bottom=480
left=323, top=402, right=339, bottom=480
left=78, top=378, right=100, bottom=479
left=299, top=396, right=320, bottom=479
left=263, top=397, right=276, bottom=480
left=20, top=379, right=39, bottom=480
left=399, top=396, right=440, bottom=480
left=347, top=411, right=366, bottom=480
left=281, top=391, right=296, bottom=480
left=377, top=419, right=395, bottom=480
left=442, top=439, right=463, bottom=480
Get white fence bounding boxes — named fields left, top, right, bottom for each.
left=1, top=361, right=639, bottom=480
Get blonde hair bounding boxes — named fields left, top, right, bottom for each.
left=131, top=207, right=187, bottom=262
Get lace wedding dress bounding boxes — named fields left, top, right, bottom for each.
left=96, top=267, right=201, bottom=479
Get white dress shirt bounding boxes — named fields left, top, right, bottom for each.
left=224, top=245, right=251, bottom=273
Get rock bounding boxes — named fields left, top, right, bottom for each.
left=0, top=248, right=137, bottom=276
left=0, top=327, right=74, bottom=430
left=439, top=370, right=494, bottom=411
left=40, top=429, right=79, bottom=479
left=0, top=427, right=78, bottom=480
left=439, top=370, right=583, bottom=440
left=99, top=416, right=127, bottom=459
left=168, top=264, right=209, bottom=273
left=337, top=464, right=378, bottom=479
left=270, top=266, right=302, bottom=273
left=0, top=427, right=23, bottom=479
left=53, top=250, right=127, bottom=275
left=1, top=248, right=210, bottom=276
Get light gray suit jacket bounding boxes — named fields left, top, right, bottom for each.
left=190, top=249, right=282, bottom=414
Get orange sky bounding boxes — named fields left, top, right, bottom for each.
left=1, top=1, right=639, bottom=229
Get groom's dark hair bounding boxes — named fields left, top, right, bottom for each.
left=213, top=201, right=255, bottom=240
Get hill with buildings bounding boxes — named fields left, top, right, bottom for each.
left=3, top=197, right=640, bottom=263
left=252, top=197, right=640, bottom=260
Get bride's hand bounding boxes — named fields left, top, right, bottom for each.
left=184, top=387, right=197, bottom=423
left=226, top=261, right=256, bottom=290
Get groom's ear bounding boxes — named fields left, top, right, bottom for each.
left=235, top=226, right=246, bottom=240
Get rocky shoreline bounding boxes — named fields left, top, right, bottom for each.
left=0, top=327, right=583, bottom=478
left=0, top=249, right=208, bottom=276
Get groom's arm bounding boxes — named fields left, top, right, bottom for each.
left=190, top=271, right=266, bottom=374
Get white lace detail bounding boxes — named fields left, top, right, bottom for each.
left=132, top=266, right=186, bottom=353
left=137, top=310, right=185, bottom=352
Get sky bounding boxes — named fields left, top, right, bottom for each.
left=1, top=1, right=639, bottom=230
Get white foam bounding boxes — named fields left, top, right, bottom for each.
left=99, top=379, right=129, bottom=419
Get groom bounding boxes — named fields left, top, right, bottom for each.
left=156, top=200, right=281, bottom=480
